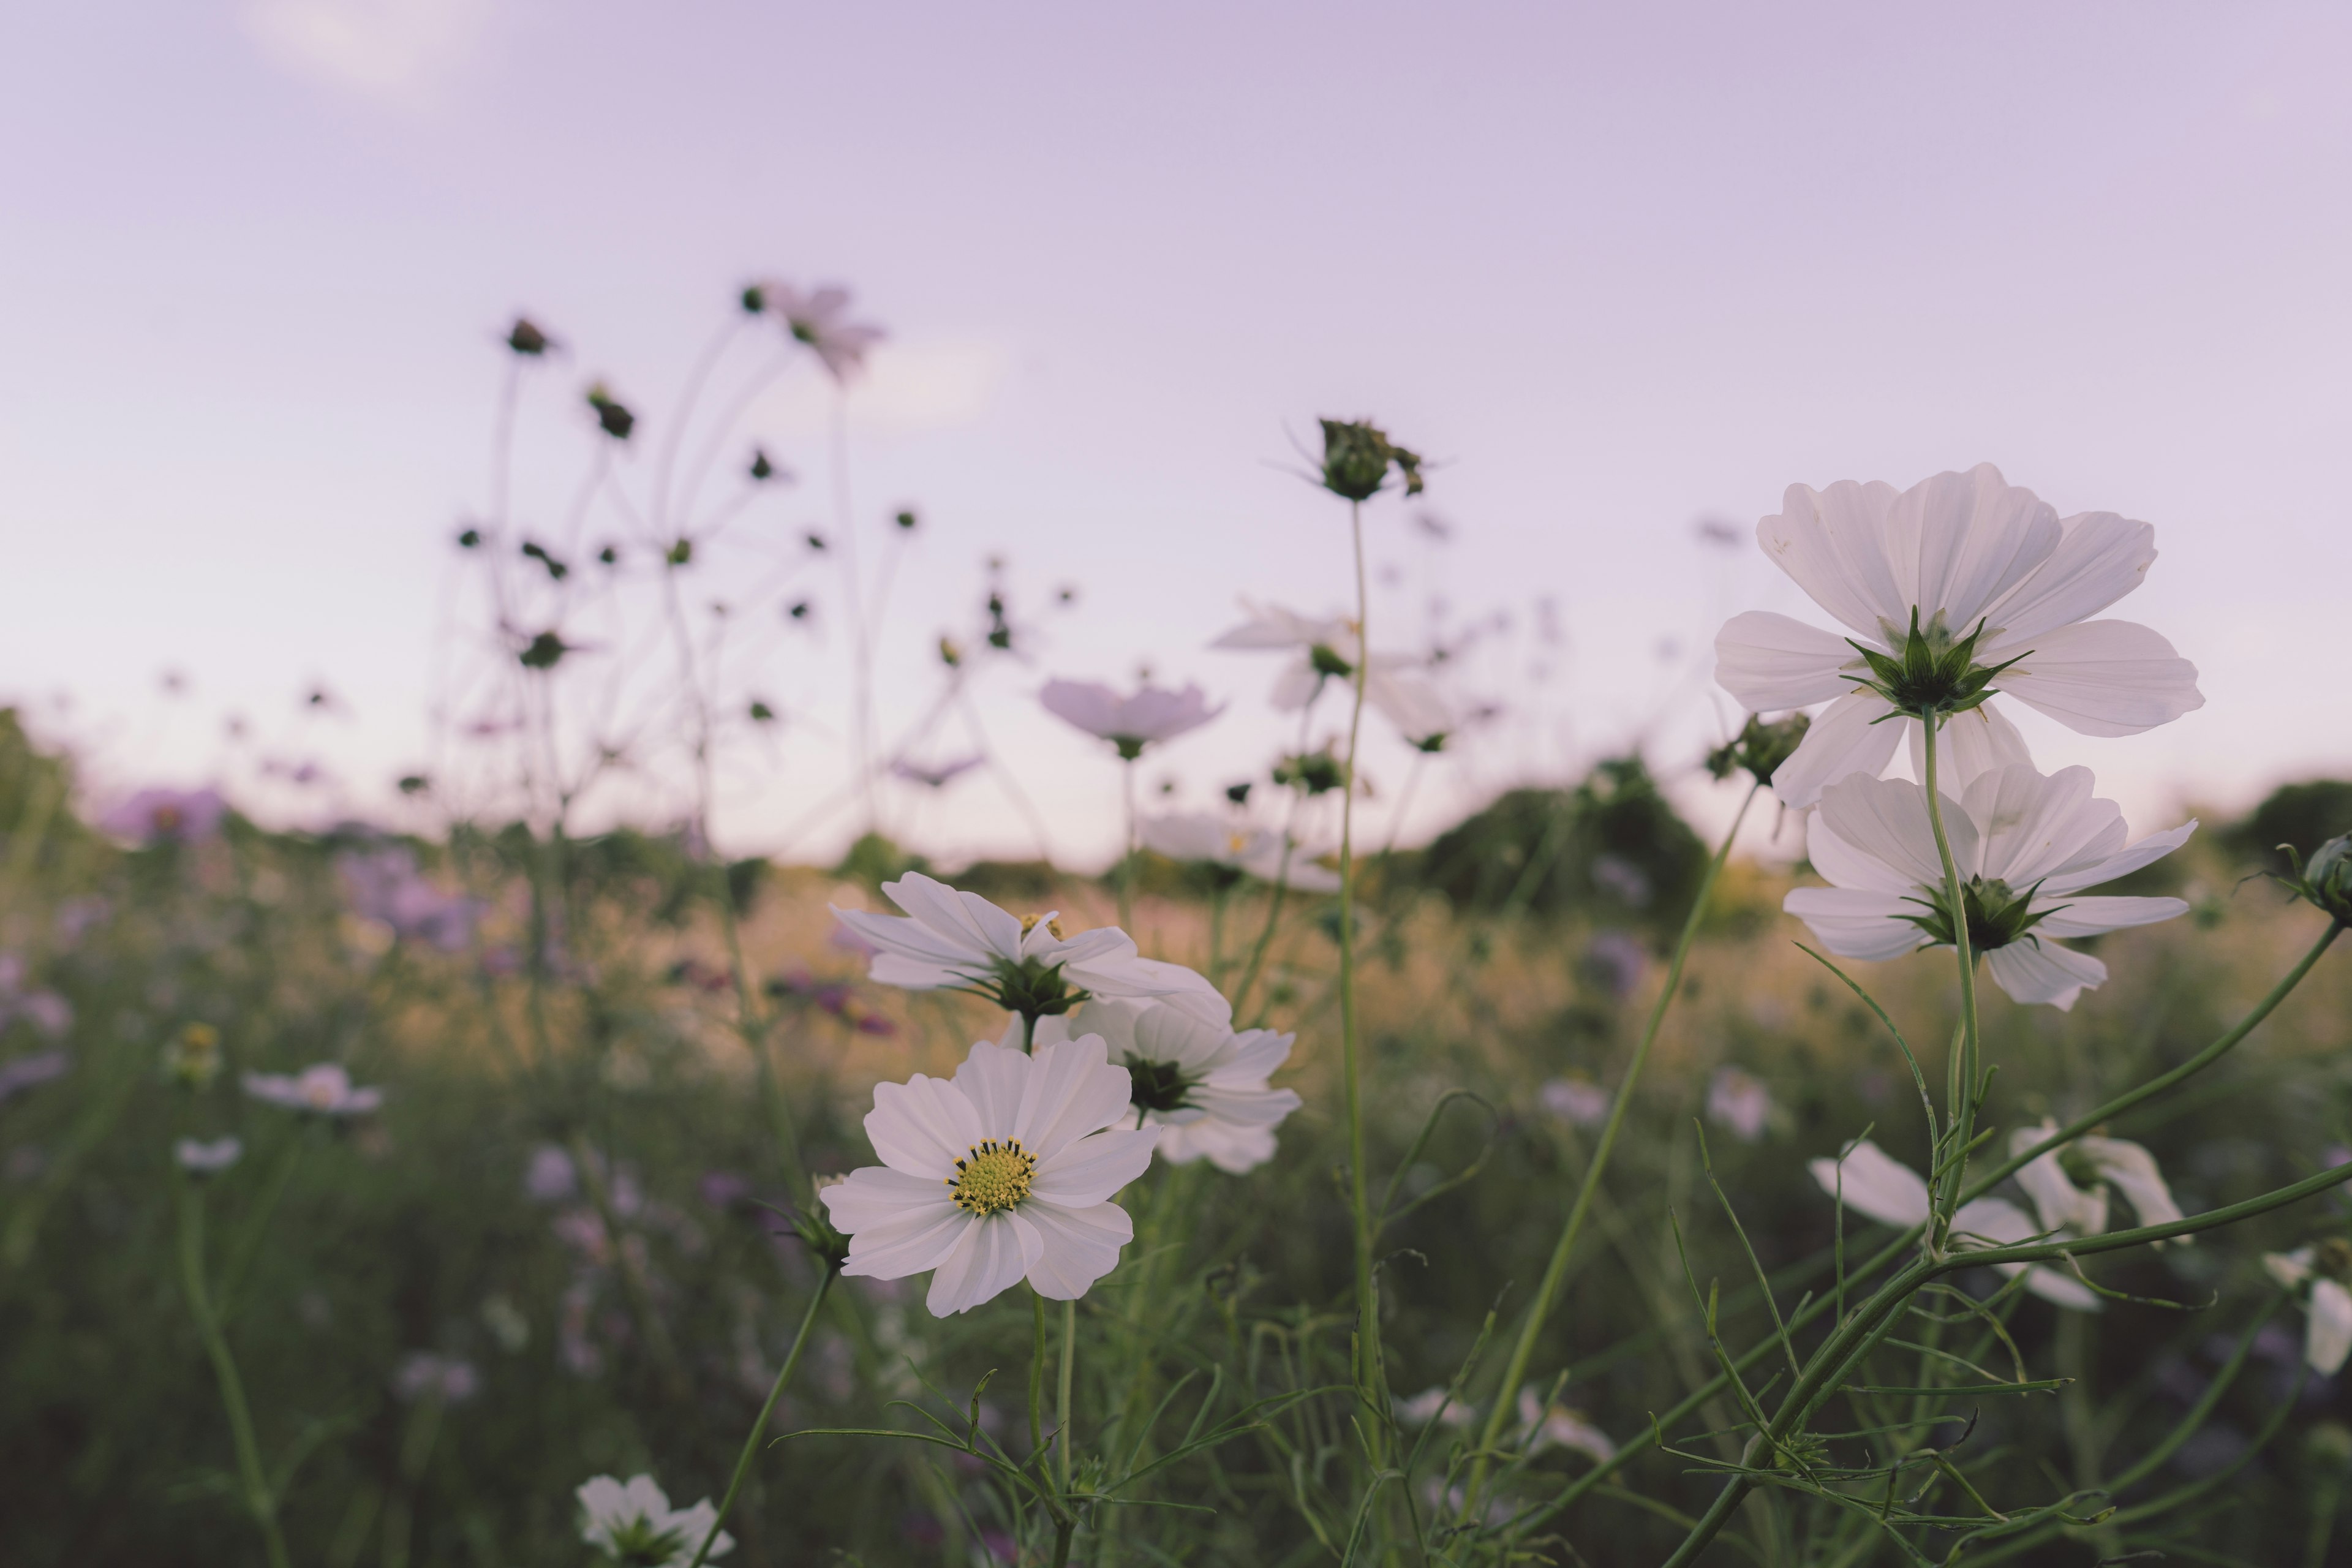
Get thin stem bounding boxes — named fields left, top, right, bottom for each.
left=1119, top=758, right=1138, bottom=933
left=1337, top=499, right=1382, bottom=1452
left=177, top=1183, right=292, bottom=1568
left=687, top=1268, right=835, bottom=1568
left=831, top=393, right=878, bottom=834
left=1057, top=1296, right=1077, bottom=1496
left=567, top=1131, right=690, bottom=1399
left=1460, top=780, right=1760, bottom=1519
left=1917, top=709, right=1981, bottom=1242
left=1031, top=1287, right=1049, bottom=1460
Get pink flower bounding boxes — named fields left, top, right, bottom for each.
left=1040, top=679, right=1221, bottom=760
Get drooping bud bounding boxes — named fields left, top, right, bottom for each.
left=1706, top=713, right=1812, bottom=787
left=1318, top=418, right=1425, bottom=502
left=585, top=383, right=635, bottom=440
left=2278, top=833, right=2352, bottom=925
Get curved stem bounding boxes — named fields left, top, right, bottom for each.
left=1338, top=500, right=1381, bottom=1451
left=1460, top=782, right=1760, bottom=1519
left=687, top=1268, right=835, bottom=1568
left=177, top=1183, right=292, bottom=1568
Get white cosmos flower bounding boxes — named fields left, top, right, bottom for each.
left=2265, top=1248, right=2352, bottom=1375
left=1030, top=998, right=1302, bottom=1174
left=1211, top=599, right=1454, bottom=747
left=175, top=1136, right=243, bottom=1174
left=576, top=1472, right=731, bottom=1566
left=1787, top=763, right=2194, bottom=1011
left=1515, top=1387, right=1617, bottom=1463
left=1040, top=678, right=1221, bottom=760
left=1714, top=464, right=2203, bottom=806
left=1809, top=1140, right=2099, bottom=1311
left=1706, top=1067, right=1773, bottom=1142
left=1395, top=1386, right=1477, bottom=1429
left=761, top=281, right=883, bottom=383
left=820, top=1035, right=1160, bottom=1316
left=1139, top=812, right=1343, bottom=894
left=831, top=872, right=1230, bottom=1027
left=2010, top=1119, right=2188, bottom=1246
left=243, top=1063, right=384, bottom=1117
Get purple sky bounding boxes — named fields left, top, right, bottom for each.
left=4, top=2, right=2348, bottom=863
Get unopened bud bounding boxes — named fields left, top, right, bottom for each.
left=505, top=317, right=551, bottom=356
left=1318, top=418, right=1425, bottom=502
left=585, top=383, right=635, bottom=440
left=2282, top=833, right=2352, bottom=925
left=1707, top=713, right=1812, bottom=788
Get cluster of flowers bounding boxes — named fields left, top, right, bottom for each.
left=817, top=872, right=1303, bottom=1316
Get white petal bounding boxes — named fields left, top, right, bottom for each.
left=1188, top=1082, right=1302, bottom=1130
left=1984, top=941, right=2108, bottom=1010
left=2266, top=1248, right=2317, bottom=1289
left=2032, top=895, right=2189, bottom=938
left=1158, top=1115, right=1281, bottom=1174
left=820, top=1165, right=956, bottom=1232
left=1758, top=480, right=1909, bottom=637
left=2019, top=1265, right=2104, bottom=1312
left=1712, top=611, right=1856, bottom=710
left=1771, top=690, right=1905, bottom=809
left=1069, top=952, right=1232, bottom=1025
left=1904, top=704, right=2033, bottom=794
left=1961, top=764, right=2106, bottom=887
left=1887, top=464, right=2059, bottom=630
left=1992, top=620, right=2204, bottom=737
left=838, top=1196, right=971, bottom=1281
left=2310, top=1280, right=2352, bottom=1375
left=1784, top=887, right=1932, bottom=962
left=1011, top=1036, right=1134, bottom=1163
left=1031, top=1126, right=1161, bottom=1205
left=1211, top=1027, right=1296, bottom=1082
left=924, top=1212, right=1041, bottom=1316
left=831, top=906, right=978, bottom=978
left=1808, top=1140, right=1931, bottom=1228
left=1815, top=772, right=1967, bottom=889
left=1981, top=512, right=2157, bottom=643
left=884, top=872, right=1028, bottom=965
left=2008, top=1124, right=2108, bottom=1235
left=1267, top=660, right=1325, bottom=711
left=2040, top=820, right=2197, bottom=897
left=950, top=1039, right=1033, bottom=1133
left=1039, top=679, right=1121, bottom=738
left=1021, top=1199, right=1133, bottom=1300
left=1127, top=1002, right=1234, bottom=1074
left=2079, top=1136, right=2187, bottom=1238
left=865, top=1074, right=985, bottom=1179
left=1806, top=808, right=1913, bottom=895
left=1366, top=669, right=1453, bottom=741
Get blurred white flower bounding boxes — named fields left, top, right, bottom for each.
left=1540, top=1076, right=1610, bottom=1129
left=1706, top=1068, right=1773, bottom=1142
left=526, top=1144, right=579, bottom=1202
left=1039, top=678, right=1220, bottom=760
left=820, top=1035, right=1159, bottom=1316
left=1809, top=1140, right=2098, bottom=1311
left=761, top=281, right=883, bottom=383
left=244, top=1062, right=383, bottom=1117
left=1210, top=599, right=1453, bottom=747
left=1787, top=763, right=2193, bottom=1011
left=393, top=1351, right=481, bottom=1404
left=337, top=846, right=482, bottom=953
left=1140, top=812, right=1342, bottom=894
left=576, top=1472, right=731, bottom=1567
left=99, top=787, right=227, bottom=846
left=831, top=872, right=1229, bottom=1027
left=1032, top=999, right=1302, bottom=1174
left=1395, top=1386, right=1477, bottom=1429
left=176, top=1136, right=244, bottom=1174
left=1516, top=1386, right=1616, bottom=1462
left=2266, top=1248, right=2352, bottom=1376
left=2011, top=1120, right=2188, bottom=1246
left=1713, top=464, right=2203, bottom=807
left=0, top=1050, right=70, bottom=1106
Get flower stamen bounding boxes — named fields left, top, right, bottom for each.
left=946, top=1139, right=1037, bottom=1215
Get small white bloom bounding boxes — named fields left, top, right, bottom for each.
left=1788, top=763, right=2193, bottom=1011
left=830, top=872, right=1229, bottom=1027
left=820, top=1035, right=1160, bottom=1316
left=2011, top=1120, right=2187, bottom=1246
left=1395, top=1386, right=1477, bottom=1428
left=760, top=281, right=883, bottom=383
left=2266, top=1246, right=2352, bottom=1375
left=1714, top=464, right=2203, bottom=807
left=576, top=1472, right=731, bottom=1567
left=243, top=1063, right=384, bottom=1117
left=1211, top=598, right=1453, bottom=747
left=175, top=1136, right=243, bottom=1174
left=1540, top=1076, right=1610, bottom=1128
left=1809, top=1139, right=2099, bottom=1311
left=1516, top=1386, right=1617, bottom=1463
left=1031, top=999, right=1302, bottom=1175
left=1139, top=812, right=1343, bottom=894
left=393, top=1351, right=481, bottom=1404
left=1706, top=1068, right=1773, bottom=1142
left=1039, top=678, right=1221, bottom=759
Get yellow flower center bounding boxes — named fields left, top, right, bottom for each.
left=946, top=1139, right=1037, bottom=1216
left=1019, top=913, right=1066, bottom=940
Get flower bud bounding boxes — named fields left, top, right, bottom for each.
left=163, top=1022, right=223, bottom=1089
left=1318, top=418, right=1425, bottom=502
left=1706, top=714, right=1812, bottom=788
left=505, top=317, right=551, bottom=356
left=519, top=630, right=569, bottom=671
left=2282, top=833, right=2352, bottom=925
left=793, top=1182, right=853, bottom=1272
left=585, top=383, right=635, bottom=441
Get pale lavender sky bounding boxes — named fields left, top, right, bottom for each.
left=4, top=2, right=2348, bottom=862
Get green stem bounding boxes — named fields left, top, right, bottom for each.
left=1460, top=780, right=1761, bottom=1519
left=1338, top=499, right=1383, bottom=1457
left=177, top=1182, right=292, bottom=1568
left=1058, top=1297, right=1077, bottom=1496
left=567, top=1131, right=690, bottom=1399
left=1031, top=1287, right=1049, bottom=1460
left=1917, top=709, right=1981, bottom=1243
left=1119, top=757, right=1137, bottom=935
left=687, top=1268, right=836, bottom=1568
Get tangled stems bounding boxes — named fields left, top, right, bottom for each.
left=1459, top=780, right=1763, bottom=1521
left=1337, top=499, right=1384, bottom=1457
left=175, top=1180, right=292, bottom=1568
left=685, top=1267, right=836, bottom=1568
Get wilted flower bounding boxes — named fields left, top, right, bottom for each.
left=1139, top=813, right=1342, bottom=894
left=393, top=1352, right=481, bottom=1404
left=830, top=873, right=1229, bottom=1028
left=244, top=1063, right=383, bottom=1117
left=175, top=1136, right=243, bottom=1175
left=1039, top=679, right=1221, bottom=760
left=2011, top=1120, right=2188, bottom=1246
left=162, top=1022, right=224, bottom=1088
left=760, top=281, right=884, bottom=383
left=1540, top=1075, right=1610, bottom=1128
left=0, top=1050, right=69, bottom=1106
left=1713, top=464, right=2203, bottom=807
left=1706, top=1068, right=1773, bottom=1142
left=1787, top=763, right=2193, bottom=1010
left=1317, top=417, right=1424, bottom=501
left=820, top=1035, right=1160, bottom=1316
left=1811, top=1139, right=2098, bottom=1310
left=1211, top=600, right=1453, bottom=747
left=1031, top=999, right=1301, bottom=1174
left=100, top=787, right=226, bottom=846
left=1516, top=1387, right=1616, bottom=1463
left=2267, top=1243, right=2352, bottom=1376
left=576, top=1473, right=731, bottom=1567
